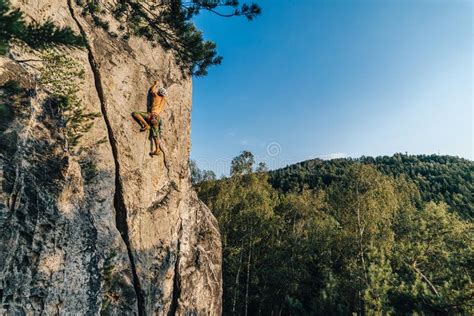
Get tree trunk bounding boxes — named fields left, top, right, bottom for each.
left=244, top=232, right=253, bottom=316
left=356, top=185, right=368, bottom=284
left=411, top=261, right=440, bottom=297
left=355, top=185, right=368, bottom=315
left=232, top=240, right=245, bottom=314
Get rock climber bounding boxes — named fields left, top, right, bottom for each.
left=132, top=80, right=167, bottom=156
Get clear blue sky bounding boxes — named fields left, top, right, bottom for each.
left=189, top=0, right=472, bottom=176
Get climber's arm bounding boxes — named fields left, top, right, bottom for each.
left=149, top=80, right=160, bottom=95
left=162, top=97, right=167, bottom=111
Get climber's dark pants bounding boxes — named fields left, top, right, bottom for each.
left=132, top=111, right=161, bottom=138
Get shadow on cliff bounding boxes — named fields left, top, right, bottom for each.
left=0, top=76, right=138, bottom=313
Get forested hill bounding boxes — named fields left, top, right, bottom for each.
left=195, top=152, right=473, bottom=314
left=269, top=154, right=473, bottom=219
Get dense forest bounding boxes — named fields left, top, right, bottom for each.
left=270, top=154, right=473, bottom=220
left=194, top=153, right=473, bottom=315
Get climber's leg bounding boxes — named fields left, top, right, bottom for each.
left=150, top=136, right=160, bottom=156
left=132, top=111, right=150, bottom=131
left=149, top=117, right=160, bottom=156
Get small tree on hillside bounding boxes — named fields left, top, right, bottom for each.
left=231, top=151, right=255, bottom=176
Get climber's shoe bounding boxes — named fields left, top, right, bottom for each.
left=149, top=150, right=160, bottom=156
left=140, top=125, right=150, bottom=132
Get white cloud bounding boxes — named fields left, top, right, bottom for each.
left=318, top=152, right=348, bottom=160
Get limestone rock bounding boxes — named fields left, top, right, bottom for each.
left=0, top=1, right=222, bottom=314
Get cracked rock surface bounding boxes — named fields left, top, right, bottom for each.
left=0, top=1, right=222, bottom=314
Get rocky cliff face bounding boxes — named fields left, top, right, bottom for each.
left=0, top=1, right=222, bottom=314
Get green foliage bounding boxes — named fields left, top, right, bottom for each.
left=231, top=150, right=255, bottom=176
left=255, top=162, right=268, bottom=173
left=0, top=0, right=84, bottom=55
left=391, top=202, right=473, bottom=314
left=0, top=1, right=92, bottom=155
left=270, top=154, right=474, bottom=219
left=189, top=159, right=216, bottom=184
left=196, top=152, right=474, bottom=315
left=198, top=164, right=279, bottom=314
left=78, top=0, right=260, bottom=76
left=0, top=0, right=22, bottom=55
left=23, top=20, right=85, bottom=49
left=40, top=49, right=100, bottom=152
left=78, top=0, right=110, bottom=30
left=181, top=0, right=261, bottom=20
left=363, top=246, right=394, bottom=314
left=325, top=165, right=399, bottom=313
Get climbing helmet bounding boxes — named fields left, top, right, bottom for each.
left=158, top=87, right=167, bottom=96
